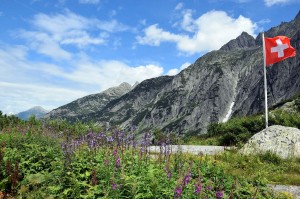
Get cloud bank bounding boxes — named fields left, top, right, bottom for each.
left=137, top=10, right=257, bottom=54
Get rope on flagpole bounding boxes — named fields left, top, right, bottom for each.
left=262, top=32, right=268, bottom=128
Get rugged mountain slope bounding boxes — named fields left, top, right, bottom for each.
left=78, top=76, right=174, bottom=125
left=48, top=12, right=300, bottom=134
left=16, top=106, right=48, bottom=120
left=83, top=48, right=262, bottom=133
left=44, top=82, right=132, bottom=121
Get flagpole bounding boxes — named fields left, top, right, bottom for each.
left=262, top=32, right=268, bottom=128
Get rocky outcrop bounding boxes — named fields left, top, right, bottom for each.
left=240, top=125, right=300, bottom=158
left=44, top=82, right=132, bottom=121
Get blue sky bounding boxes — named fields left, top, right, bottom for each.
left=0, top=0, right=299, bottom=114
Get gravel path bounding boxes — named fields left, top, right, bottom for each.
left=148, top=145, right=230, bottom=155
left=149, top=145, right=300, bottom=198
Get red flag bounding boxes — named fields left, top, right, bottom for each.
left=264, top=36, right=296, bottom=66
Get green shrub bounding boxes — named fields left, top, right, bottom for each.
left=258, top=151, right=282, bottom=165
left=207, top=109, right=300, bottom=146
left=295, top=97, right=300, bottom=112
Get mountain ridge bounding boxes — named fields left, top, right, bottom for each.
left=44, top=82, right=133, bottom=121
left=16, top=106, right=49, bottom=120
left=46, top=12, right=300, bottom=134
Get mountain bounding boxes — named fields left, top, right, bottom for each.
left=16, top=106, right=49, bottom=120
left=44, top=82, right=132, bottom=121
left=48, top=12, right=300, bottom=134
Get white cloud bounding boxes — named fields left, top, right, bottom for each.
left=167, top=69, right=179, bottom=76
left=60, top=30, right=105, bottom=46
left=96, top=19, right=129, bottom=32
left=167, top=62, right=191, bottom=76
left=258, top=18, right=271, bottom=24
left=79, top=0, right=100, bottom=4
left=180, top=62, right=191, bottom=70
left=17, top=11, right=129, bottom=60
left=30, top=11, right=129, bottom=34
left=139, top=19, right=147, bottom=26
left=19, top=30, right=72, bottom=60
left=137, top=10, right=257, bottom=54
left=264, top=0, right=290, bottom=6
left=136, top=24, right=184, bottom=46
left=0, top=81, right=89, bottom=114
left=175, top=3, right=184, bottom=10
left=0, top=44, right=164, bottom=114
left=43, top=59, right=164, bottom=90
left=180, top=9, right=196, bottom=32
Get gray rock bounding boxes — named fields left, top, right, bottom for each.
left=268, top=184, right=300, bottom=199
left=240, top=125, right=300, bottom=159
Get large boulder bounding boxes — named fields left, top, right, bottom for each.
left=240, top=125, right=300, bottom=159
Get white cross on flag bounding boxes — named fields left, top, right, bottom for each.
left=264, top=35, right=296, bottom=66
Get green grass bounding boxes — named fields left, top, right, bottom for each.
left=214, top=150, right=300, bottom=186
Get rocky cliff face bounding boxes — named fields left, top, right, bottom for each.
left=47, top=12, right=300, bottom=134
left=44, top=82, right=132, bottom=121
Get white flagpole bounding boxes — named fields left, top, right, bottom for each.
left=262, top=32, right=268, bottom=128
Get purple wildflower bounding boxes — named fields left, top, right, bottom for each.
left=174, top=185, right=183, bottom=199
left=118, top=131, right=125, bottom=139
left=206, top=185, right=212, bottom=191
left=97, top=132, right=106, bottom=139
left=115, top=157, right=121, bottom=168
left=113, top=149, right=118, bottom=156
left=142, top=132, right=152, bottom=147
left=182, top=172, right=191, bottom=186
left=165, top=166, right=172, bottom=180
left=216, top=190, right=223, bottom=198
left=167, top=170, right=172, bottom=180
left=87, top=139, right=95, bottom=150
left=112, top=183, right=118, bottom=190
left=194, top=182, right=202, bottom=194
left=107, top=136, right=114, bottom=142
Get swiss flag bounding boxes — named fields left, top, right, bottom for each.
left=264, top=36, right=296, bottom=66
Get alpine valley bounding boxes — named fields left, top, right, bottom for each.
left=44, top=11, right=300, bottom=135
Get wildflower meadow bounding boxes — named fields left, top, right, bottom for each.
left=0, top=113, right=295, bottom=198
